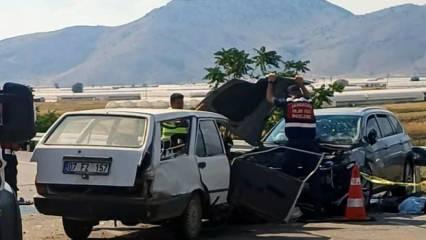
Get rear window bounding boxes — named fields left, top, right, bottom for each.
left=45, top=115, right=147, bottom=148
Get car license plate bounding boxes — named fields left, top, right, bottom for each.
left=63, top=160, right=111, bottom=175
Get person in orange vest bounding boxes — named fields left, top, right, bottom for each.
left=266, top=74, right=323, bottom=214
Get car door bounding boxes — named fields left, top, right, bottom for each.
left=195, top=119, right=230, bottom=205
left=364, top=114, right=388, bottom=178
left=387, top=114, right=411, bottom=181
left=151, top=117, right=202, bottom=198
left=375, top=114, right=404, bottom=181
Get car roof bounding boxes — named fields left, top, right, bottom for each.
left=315, top=107, right=392, bottom=116
left=66, top=108, right=228, bottom=121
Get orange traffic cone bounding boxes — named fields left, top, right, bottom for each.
left=345, top=164, right=368, bottom=221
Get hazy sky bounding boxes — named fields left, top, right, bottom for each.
left=0, top=0, right=425, bottom=40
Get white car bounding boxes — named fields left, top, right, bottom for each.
left=33, top=109, right=233, bottom=240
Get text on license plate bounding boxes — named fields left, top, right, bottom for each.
left=63, top=161, right=111, bottom=175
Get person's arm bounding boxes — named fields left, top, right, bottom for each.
left=266, top=73, right=277, bottom=103
left=295, top=76, right=311, bottom=98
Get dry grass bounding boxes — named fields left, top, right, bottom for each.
left=36, top=101, right=108, bottom=115
left=395, top=111, right=426, bottom=123
left=383, top=102, right=426, bottom=113
left=381, top=102, right=426, bottom=146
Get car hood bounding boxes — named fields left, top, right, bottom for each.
left=197, top=77, right=295, bottom=146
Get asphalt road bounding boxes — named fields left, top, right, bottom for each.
left=16, top=154, right=426, bottom=240
left=22, top=214, right=426, bottom=240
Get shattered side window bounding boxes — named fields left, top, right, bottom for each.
left=160, top=118, right=191, bottom=160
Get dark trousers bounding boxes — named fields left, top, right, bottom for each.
left=282, top=139, right=323, bottom=208
left=2, top=150, right=18, bottom=193
left=282, top=138, right=320, bottom=177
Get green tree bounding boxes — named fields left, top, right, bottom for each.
left=279, top=60, right=311, bottom=77
left=36, top=110, right=60, bottom=132
left=311, top=82, right=345, bottom=109
left=204, top=47, right=345, bottom=133
left=252, top=46, right=282, bottom=75
left=214, top=48, right=253, bottom=79
left=204, top=67, right=227, bottom=89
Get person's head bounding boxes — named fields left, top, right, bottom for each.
left=170, top=93, right=184, bottom=109
left=287, top=85, right=303, bottom=98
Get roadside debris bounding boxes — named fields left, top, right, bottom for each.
left=399, top=196, right=426, bottom=214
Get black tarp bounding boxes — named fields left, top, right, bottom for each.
left=198, top=77, right=295, bottom=146
left=0, top=83, right=35, bottom=143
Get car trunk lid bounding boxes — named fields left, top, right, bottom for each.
left=34, top=146, right=143, bottom=187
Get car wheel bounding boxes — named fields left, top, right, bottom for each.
left=175, top=194, right=202, bottom=240
left=391, top=160, right=415, bottom=197
left=360, top=165, right=373, bottom=208
left=403, top=160, right=416, bottom=194
left=62, top=218, right=94, bottom=240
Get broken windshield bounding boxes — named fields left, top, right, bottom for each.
left=264, top=115, right=362, bottom=145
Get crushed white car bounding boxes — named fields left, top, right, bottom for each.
left=34, top=109, right=240, bottom=240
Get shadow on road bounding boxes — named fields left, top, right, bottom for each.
left=349, top=214, right=426, bottom=229
left=90, top=223, right=337, bottom=240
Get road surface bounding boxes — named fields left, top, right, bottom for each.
left=16, top=153, right=426, bottom=240
left=22, top=214, right=426, bottom=240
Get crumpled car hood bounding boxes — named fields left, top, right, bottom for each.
left=197, top=77, right=295, bottom=146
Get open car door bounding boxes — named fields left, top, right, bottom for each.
left=229, top=147, right=324, bottom=222
left=197, top=78, right=320, bottom=221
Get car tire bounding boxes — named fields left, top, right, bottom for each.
left=175, top=194, right=203, bottom=240
left=62, top=218, right=94, bottom=240
left=403, top=160, right=416, bottom=194
left=391, top=160, right=415, bottom=197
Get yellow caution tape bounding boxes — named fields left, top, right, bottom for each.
left=360, top=172, right=426, bottom=187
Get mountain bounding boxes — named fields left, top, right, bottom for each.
left=0, top=26, right=109, bottom=85
left=0, top=0, right=424, bottom=86
left=305, top=4, right=426, bottom=76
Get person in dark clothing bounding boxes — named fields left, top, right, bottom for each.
left=1, top=143, right=19, bottom=194
left=266, top=74, right=323, bottom=213
left=170, top=93, right=184, bottom=109
left=266, top=73, right=317, bottom=175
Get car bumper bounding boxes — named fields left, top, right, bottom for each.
left=34, top=194, right=190, bottom=222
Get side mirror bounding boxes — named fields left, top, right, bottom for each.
left=366, top=129, right=378, bottom=145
